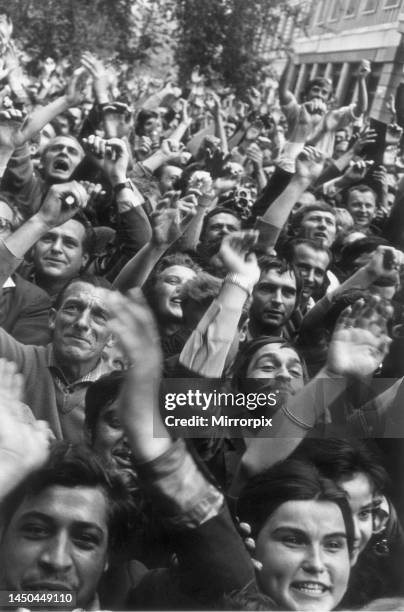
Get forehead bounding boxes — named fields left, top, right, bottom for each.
left=159, top=264, right=196, bottom=282
left=259, top=267, right=296, bottom=288
left=302, top=210, right=336, bottom=224
left=207, top=213, right=240, bottom=227
left=263, top=499, right=345, bottom=536
left=251, top=343, right=300, bottom=364
left=47, top=219, right=86, bottom=242
left=60, top=281, right=108, bottom=307
left=46, top=136, right=83, bottom=155
left=294, top=244, right=330, bottom=268
left=339, top=473, right=374, bottom=509
left=348, top=190, right=376, bottom=204
left=9, top=485, right=109, bottom=533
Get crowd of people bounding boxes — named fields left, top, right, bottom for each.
left=1, top=8, right=404, bottom=611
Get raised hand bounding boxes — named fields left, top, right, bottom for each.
left=36, top=180, right=89, bottom=229
left=219, top=230, right=260, bottom=286
left=80, top=51, right=110, bottom=104
left=0, top=107, right=28, bottom=152
left=64, top=66, right=89, bottom=107
left=83, top=135, right=129, bottom=185
left=364, top=245, right=404, bottom=284
left=326, top=297, right=392, bottom=378
left=295, top=146, right=325, bottom=182
left=246, top=143, right=264, bottom=169
left=343, top=160, right=370, bottom=183
left=351, top=126, right=377, bottom=155
left=0, top=359, right=53, bottom=497
left=151, top=192, right=197, bottom=247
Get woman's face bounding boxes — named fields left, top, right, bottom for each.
left=153, top=265, right=197, bottom=322
left=246, top=343, right=304, bottom=396
left=256, top=499, right=350, bottom=611
left=339, top=473, right=374, bottom=564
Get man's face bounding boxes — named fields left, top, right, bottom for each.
left=292, top=244, right=330, bottom=301
left=306, top=83, right=332, bottom=103
left=256, top=500, right=350, bottom=611
left=347, top=189, right=376, bottom=229
left=0, top=199, right=14, bottom=239
left=251, top=268, right=297, bottom=333
left=50, top=281, right=111, bottom=365
left=158, top=166, right=182, bottom=195
left=93, top=400, right=132, bottom=471
left=153, top=265, right=197, bottom=322
left=0, top=485, right=109, bottom=609
left=33, top=219, right=88, bottom=283
left=246, top=342, right=304, bottom=396
left=42, top=136, right=84, bottom=182
left=299, top=210, right=337, bottom=248
left=204, top=213, right=241, bottom=243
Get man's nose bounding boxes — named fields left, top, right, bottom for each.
left=275, top=364, right=292, bottom=381
left=272, top=288, right=283, bottom=305
left=50, top=237, right=63, bottom=253
left=75, top=308, right=91, bottom=329
left=38, top=534, right=73, bottom=572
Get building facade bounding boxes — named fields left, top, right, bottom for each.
left=291, top=0, right=404, bottom=122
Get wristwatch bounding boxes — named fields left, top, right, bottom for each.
left=113, top=179, right=136, bottom=195
left=224, top=273, right=253, bottom=296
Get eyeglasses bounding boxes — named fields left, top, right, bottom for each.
left=0, top=217, right=13, bottom=232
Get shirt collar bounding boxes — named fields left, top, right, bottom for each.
left=47, top=345, right=109, bottom=385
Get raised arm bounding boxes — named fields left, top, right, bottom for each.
left=353, top=59, right=371, bottom=117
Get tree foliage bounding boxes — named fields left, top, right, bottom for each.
left=176, top=0, right=297, bottom=95
left=0, top=0, right=176, bottom=67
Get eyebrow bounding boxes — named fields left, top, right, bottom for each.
left=272, top=526, right=347, bottom=539
left=17, top=511, right=105, bottom=535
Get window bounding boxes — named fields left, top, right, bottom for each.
left=383, top=0, right=399, bottom=8
left=329, top=0, right=344, bottom=21
left=362, top=0, right=379, bottom=13
left=345, top=0, right=357, bottom=17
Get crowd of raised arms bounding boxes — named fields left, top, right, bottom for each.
left=2, top=8, right=404, bottom=611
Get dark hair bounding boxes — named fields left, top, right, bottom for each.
left=71, top=210, right=96, bottom=257
left=41, top=134, right=84, bottom=160
left=291, top=438, right=389, bottom=494
left=85, top=371, right=125, bottom=441
left=135, top=109, right=158, bottom=136
left=199, top=206, right=243, bottom=244
left=53, top=273, right=112, bottom=310
left=338, top=236, right=391, bottom=274
left=255, top=254, right=303, bottom=309
left=232, top=336, right=307, bottom=393
left=237, top=458, right=355, bottom=553
left=2, top=443, right=132, bottom=553
left=291, top=202, right=336, bottom=236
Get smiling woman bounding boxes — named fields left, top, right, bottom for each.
left=237, top=459, right=354, bottom=611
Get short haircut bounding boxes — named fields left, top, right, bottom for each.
left=199, top=206, right=243, bottom=243
left=256, top=254, right=303, bottom=308
left=291, top=438, right=389, bottom=494
left=346, top=183, right=377, bottom=205
left=85, top=371, right=125, bottom=442
left=1, top=443, right=132, bottom=553
left=71, top=210, right=96, bottom=257
left=237, top=458, right=355, bottom=553
left=291, top=202, right=336, bottom=235
left=53, top=273, right=112, bottom=311
left=338, top=236, right=391, bottom=273
left=41, top=134, right=84, bottom=160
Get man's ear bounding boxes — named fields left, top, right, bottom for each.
left=105, top=333, right=115, bottom=349
left=104, top=556, right=109, bottom=573
left=48, top=308, right=57, bottom=331
left=81, top=252, right=90, bottom=269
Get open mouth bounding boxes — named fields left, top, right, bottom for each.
left=291, top=581, right=330, bottom=597
left=53, top=158, right=70, bottom=172
left=113, top=448, right=133, bottom=467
